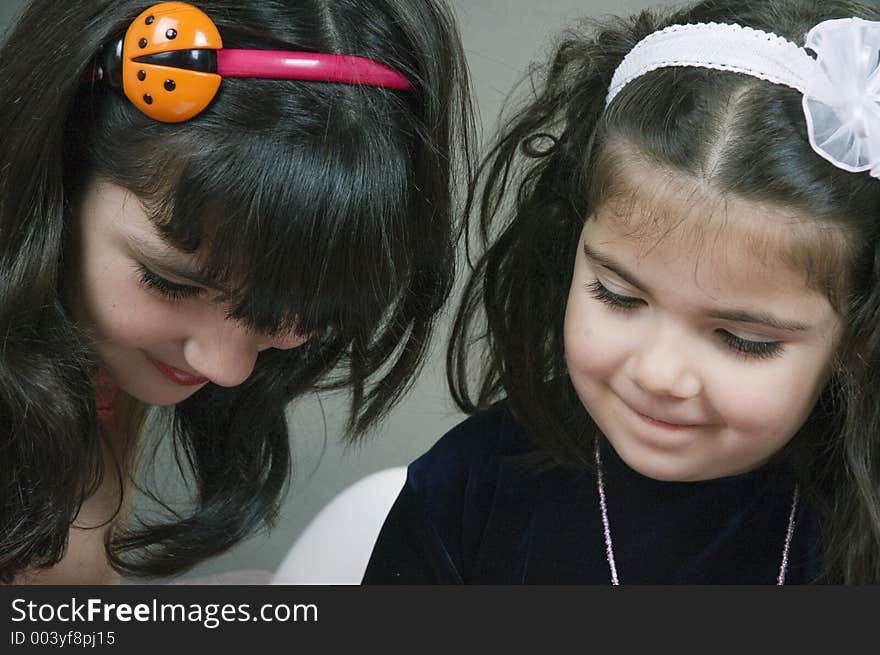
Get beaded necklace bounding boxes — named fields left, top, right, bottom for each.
left=593, top=438, right=799, bottom=585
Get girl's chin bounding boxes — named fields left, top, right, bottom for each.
left=124, top=383, right=205, bottom=407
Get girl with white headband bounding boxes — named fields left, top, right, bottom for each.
left=0, top=0, right=473, bottom=584
left=364, top=0, right=880, bottom=584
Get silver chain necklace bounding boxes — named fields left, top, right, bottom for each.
left=593, top=438, right=800, bottom=585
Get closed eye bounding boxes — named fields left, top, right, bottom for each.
left=137, top=264, right=202, bottom=301
left=586, top=279, right=643, bottom=311
left=717, top=330, right=784, bottom=360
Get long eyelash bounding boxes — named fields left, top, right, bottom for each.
left=718, top=330, right=784, bottom=360
left=137, top=264, right=202, bottom=301
left=586, top=279, right=642, bottom=311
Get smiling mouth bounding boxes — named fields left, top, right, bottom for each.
left=633, top=411, right=697, bottom=430
left=620, top=399, right=701, bottom=431
left=147, top=357, right=208, bottom=386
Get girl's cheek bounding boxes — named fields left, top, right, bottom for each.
left=564, top=292, right=629, bottom=375
left=704, top=359, right=813, bottom=436
left=95, top=286, right=187, bottom=348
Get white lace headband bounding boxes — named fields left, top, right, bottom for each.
left=605, top=18, right=880, bottom=179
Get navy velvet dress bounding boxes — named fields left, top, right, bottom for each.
left=363, top=402, right=821, bottom=584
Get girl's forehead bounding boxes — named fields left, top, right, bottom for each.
left=589, top=158, right=852, bottom=301
left=584, top=210, right=807, bottom=297
left=595, top=162, right=790, bottom=245
left=594, top=186, right=790, bottom=265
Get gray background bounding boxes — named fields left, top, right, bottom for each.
left=0, top=0, right=679, bottom=582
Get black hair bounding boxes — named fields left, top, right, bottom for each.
left=449, top=0, right=880, bottom=583
left=0, top=0, right=473, bottom=581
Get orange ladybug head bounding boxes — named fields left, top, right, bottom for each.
left=121, top=2, right=223, bottom=122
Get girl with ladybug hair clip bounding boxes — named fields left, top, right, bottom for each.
left=0, top=0, right=472, bottom=583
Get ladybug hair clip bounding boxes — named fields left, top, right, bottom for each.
left=93, top=1, right=412, bottom=122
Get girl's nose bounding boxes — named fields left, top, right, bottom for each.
left=182, top=321, right=261, bottom=388
left=628, top=325, right=702, bottom=399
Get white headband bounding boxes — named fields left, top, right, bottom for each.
left=606, top=18, right=880, bottom=179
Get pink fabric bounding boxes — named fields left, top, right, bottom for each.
left=92, top=369, right=118, bottom=422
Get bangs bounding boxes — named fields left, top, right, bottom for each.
left=138, top=122, right=413, bottom=338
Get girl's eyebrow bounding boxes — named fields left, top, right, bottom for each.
left=703, top=308, right=810, bottom=333
left=582, top=242, right=812, bottom=333
left=583, top=242, right=647, bottom=292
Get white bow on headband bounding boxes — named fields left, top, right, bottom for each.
left=606, top=18, right=880, bottom=179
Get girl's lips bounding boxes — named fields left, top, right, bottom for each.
left=633, top=410, right=697, bottom=430
left=620, top=397, right=702, bottom=430
left=147, top=357, right=208, bottom=386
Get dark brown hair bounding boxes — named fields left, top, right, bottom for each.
left=450, top=0, right=880, bottom=583
left=0, top=0, right=473, bottom=581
